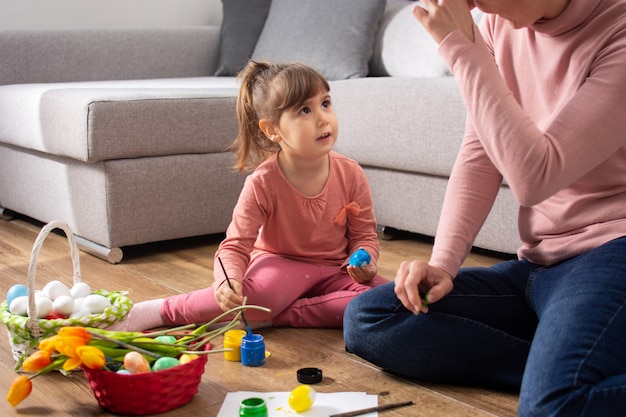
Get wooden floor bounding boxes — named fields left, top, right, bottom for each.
left=0, top=217, right=519, bottom=416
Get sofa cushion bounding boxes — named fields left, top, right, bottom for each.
left=0, top=77, right=240, bottom=162
left=369, top=0, right=483, bottom=77
left=214, top=0, right=272, bottom=76
left=251, top=0, right=386, bottom=80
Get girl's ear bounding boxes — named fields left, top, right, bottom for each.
left=259, top=119, right=280, bottom=142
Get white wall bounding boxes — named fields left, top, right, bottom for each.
left=0, top=0, right=223, bottom=30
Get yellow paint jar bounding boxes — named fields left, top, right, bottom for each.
left=223, top=329, right=247, bottom=361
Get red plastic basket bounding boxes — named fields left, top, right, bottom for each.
left=83, top=345, right=209, bottom=415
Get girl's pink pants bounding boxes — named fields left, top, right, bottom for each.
left=160, top=254, right=388, bottom=328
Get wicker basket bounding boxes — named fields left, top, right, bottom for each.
left=83, top=345, right=209, bottom=415
left=0, top=221, right=132, bottom=363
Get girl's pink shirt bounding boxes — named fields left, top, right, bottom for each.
left=213, top=151, right=379, bottom=287
left=431, top=0, right=626, bottom=277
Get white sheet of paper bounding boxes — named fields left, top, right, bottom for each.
left=217, top=391, right=378, bottom=416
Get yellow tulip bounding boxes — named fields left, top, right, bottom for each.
left=55, top=335, right=87, bottom=358
left=76, top=345, right=106, bottom=370
left=6, top=375, right=32, bottom=407
left=38, top=335, right=61, bottom=353
left=62, top=356, right=83, bottom=372
left=22, top=350, right=52, bottom=373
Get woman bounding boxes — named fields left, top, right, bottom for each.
left=343, top=0, right=626, bottom=416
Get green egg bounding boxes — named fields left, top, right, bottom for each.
left=152, top=357, right=180, bottom=371
left=154, top=335, right=177, bottom=344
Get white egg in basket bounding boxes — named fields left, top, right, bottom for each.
left=71, top=282, right=92, bottom=299
left=42, top=280, right=71, bottom=300
left=84, top=294, right=112, bottom=314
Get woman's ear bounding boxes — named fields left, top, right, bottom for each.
left=259, top=119, right=280, bottom=142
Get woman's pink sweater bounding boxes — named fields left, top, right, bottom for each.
left=431, top=0, right=626, bottom=277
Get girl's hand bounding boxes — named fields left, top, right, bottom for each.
left=412, top=0, right=475, bottom=44
left=214, top=280, right=245, bottom=312
left=394, top=259, right=453, bottom=314
left=347, top=263, right=377, bottom=284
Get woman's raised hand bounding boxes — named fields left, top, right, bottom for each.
left=412, top=0, right=475, bottom=44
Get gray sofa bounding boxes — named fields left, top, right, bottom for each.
left=0, top=1, right=520, bottom=263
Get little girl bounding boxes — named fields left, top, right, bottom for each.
left=115, top=60, right=387, bottom=331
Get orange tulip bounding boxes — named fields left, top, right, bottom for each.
left=58, top=326, right=91, bottom=343
left=6, top=375, right=32, bottom=407
left=76, top=346, right=106, bottom=370
left=22, top=350, right=52, bottom=373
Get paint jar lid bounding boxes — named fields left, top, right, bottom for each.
left=297, top=367, right=322, bottom=384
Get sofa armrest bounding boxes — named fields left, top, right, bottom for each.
left=0, top=26, right=221, bottom=85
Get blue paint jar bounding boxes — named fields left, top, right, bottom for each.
left=240, top=333, right=265, bottom=367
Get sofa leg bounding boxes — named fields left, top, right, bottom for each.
left=0, top=207, right=16, bottom=221
left=74, top=235, right=123, bottom=264
left=376, top=225, right=398, bottom=240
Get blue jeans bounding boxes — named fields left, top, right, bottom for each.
left=344, top=236, right=626, bottom=417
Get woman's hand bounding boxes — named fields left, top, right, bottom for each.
left=394, top=259, right=453, bottom=314
left=347, top=263, right=377, bottom=284
left=413, top=0, right=475, bottom=44
left=214, top=280, right=245, bottom=312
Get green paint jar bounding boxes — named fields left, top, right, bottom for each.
left=239, top=397, right=268, bottom=417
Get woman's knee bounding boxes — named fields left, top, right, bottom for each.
left=343, top=282, right=397, bottom=346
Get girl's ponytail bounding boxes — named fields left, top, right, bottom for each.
left=232, top=61, right=280, bottom=173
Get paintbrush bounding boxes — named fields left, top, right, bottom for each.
left=328, top=400, right=414, bottom=417
left=217, top=256, right=252, bottom=335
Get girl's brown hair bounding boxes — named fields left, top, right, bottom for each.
left=231, top=60, right=330, bottom=173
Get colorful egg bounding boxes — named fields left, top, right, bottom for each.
left=179, top=354, right=198, bottom=365
left=123, top=351, right=151, bottom=374
left=349, top=248, right=371, bottom=267
left=155, top=335, right=177, bottom=344
left=288, top=384, right=316, bottom=412
left=152, top=357, right=180, bottom=371
left=6, top=284, right=28, bottom=307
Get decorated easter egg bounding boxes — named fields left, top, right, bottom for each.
left=6, top=284, right=28, bottom=307
left=70, top=282, right=91, bottom=299
left=288, top=384, right=316, bottom=412
left=152, top=357, right=180, bottom=371
left=123, top=351, right=151, bottom=374
left=84, top=294, right=111, bottom=314
left=349, top=248, right=371, bottom=267
left=9, top=296, right=28, bottom=316
left=155, top=335, right=177, bottom=344
left=42, top=280, right=71, bottom=300
left=179, top=354, right=198, bottom=365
